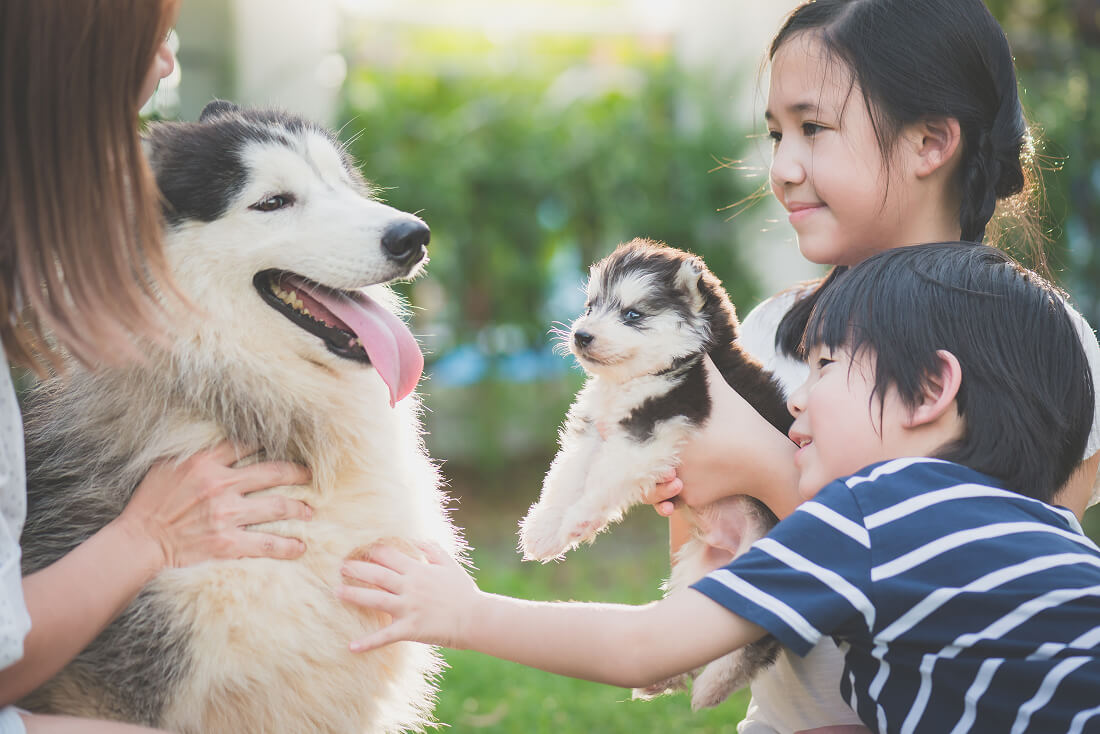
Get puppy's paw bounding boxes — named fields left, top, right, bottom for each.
left=518, top=503, right=570, bottom=562
left=632, top=673, right=689, bottom=700
left=558, top=506, right=608, bottom=548
left=689, top=654, right=746, bottom=710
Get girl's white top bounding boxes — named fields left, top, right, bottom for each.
left=0, top=348, right=29, bottom=672
left=734, top=287, right=1100, bottom=733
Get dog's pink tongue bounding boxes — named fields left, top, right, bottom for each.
left=318, top=289, right=424, bottom=407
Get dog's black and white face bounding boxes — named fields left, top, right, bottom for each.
left=567, top=239, right=712, bottom=382
left=145, top=101, right=427, bottom=406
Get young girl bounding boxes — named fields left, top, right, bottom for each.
left=643, top=0, right=1100, bottom=730
left=0, top=3, right=312, bottom=732
left=338, top=242, right=1100, bottom=734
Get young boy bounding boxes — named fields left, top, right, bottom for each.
left=338, top=243, right=1100, bottom=733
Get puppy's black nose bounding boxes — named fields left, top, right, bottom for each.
left=381, top=220, right=430, bottom=266
left=574, top=331, right=594, bottom=348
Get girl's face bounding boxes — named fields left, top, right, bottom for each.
left=786, top=344, right=910, bottom=499
left=766, top=33, right=918, bottom=266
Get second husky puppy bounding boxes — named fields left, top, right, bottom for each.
left=519, top=238, right=791, bottom=706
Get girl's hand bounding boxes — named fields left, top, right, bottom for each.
left=339, top=542, right=479, bottom=652
left=117, top=441, right=313, bottom=570
left=673, top=356, right=801, bottom=518
left=644, top=470, right=683, bottom=518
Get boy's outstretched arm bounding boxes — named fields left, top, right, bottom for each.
left=338, top=542, right=766, bottom=689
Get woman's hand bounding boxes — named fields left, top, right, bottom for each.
left=117, top=441, right=313, bottom=571
left=339, top=542, right=479, bottom=652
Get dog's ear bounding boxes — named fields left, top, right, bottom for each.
left=200, top=99, right=240, bottom=122
left=675, top=257, right=706, bottom=312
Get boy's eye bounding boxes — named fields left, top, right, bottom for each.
left=768, top=129, right=782, bottom=146
left=623, top=309, right=643, bottom=321
left=816, top=357, right=835, bottom=370
left=802, top=122, right=825, bottom=137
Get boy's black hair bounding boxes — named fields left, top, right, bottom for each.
left=771, top=0, right=1039, bottom=360
left=803, top=243, right=1093, bottom=503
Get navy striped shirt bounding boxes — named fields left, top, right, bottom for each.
left=692, top=458, right=1100, bottom=733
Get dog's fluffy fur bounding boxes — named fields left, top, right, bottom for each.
left=19, top=102, right=462, bottom=733
left=519, top=239, right=790, bottom=707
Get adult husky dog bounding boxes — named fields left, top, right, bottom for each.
left=19, top=101, right=462, bottom=733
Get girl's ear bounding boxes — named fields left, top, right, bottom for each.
left=910, top=117, right=962, bottom=178
left=906, top=349, right=962, bottom=427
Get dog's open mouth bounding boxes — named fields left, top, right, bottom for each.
left=253, top=269, right=423, bottom=406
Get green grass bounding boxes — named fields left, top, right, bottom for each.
left=429, top=481, right=748, bottom=732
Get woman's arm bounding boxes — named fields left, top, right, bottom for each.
left=339, top=543, right=766, bottom=689
left=0, top=443, right=312, bottom=704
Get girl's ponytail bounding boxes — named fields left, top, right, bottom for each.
left=958, top=34, right=1029, bottom=243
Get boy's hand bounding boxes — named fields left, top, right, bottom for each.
left=338, top=542, right=479, bottom=652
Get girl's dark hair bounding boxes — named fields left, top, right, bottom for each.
left=804, top=243, right=1092, bottom=503
left=772, top=0, right=1040, bottom=359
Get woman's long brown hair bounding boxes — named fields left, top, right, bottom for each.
left=1, top=0, right=180, bottom=374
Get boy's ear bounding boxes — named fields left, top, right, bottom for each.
left=905, top=349, right=962, bottom=428
left=909, top=117, right=962, bottom=179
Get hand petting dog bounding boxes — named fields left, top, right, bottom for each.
left=339, top=542, right=478, bottom=653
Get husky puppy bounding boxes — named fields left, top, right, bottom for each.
left=19, top=101, right=462, bottom=733
left=519, top=238, right=790, bottom=707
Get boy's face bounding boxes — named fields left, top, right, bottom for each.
left=787, top=344, right=912, bottom=499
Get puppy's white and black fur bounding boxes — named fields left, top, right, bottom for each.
left=519, top=238, right=790, bottom=707
left=19, top=101, right=462, bottom=733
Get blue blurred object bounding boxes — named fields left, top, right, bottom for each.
left=430, top=343, right=579, bottom=387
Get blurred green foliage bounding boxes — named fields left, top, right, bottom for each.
left=986, top=0, right=1100, bottom=314
left=336, top=31, right=760, bottom=472
left=339, top=34, right=760, bottom=350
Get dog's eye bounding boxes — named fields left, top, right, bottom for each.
left=623, top=309, right=643, bottom=321
left=251, top=194, right=294, bottom=212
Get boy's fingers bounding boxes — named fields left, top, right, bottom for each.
left=655, top=499, right=677, bottom=517
left=349, top=626, right=403, bottom=653
left=416, top=541, right=451, bottom=565
left=365, top=543, right=418, bottom=572
left=337, top=585, right=398, bottom=614
left=342, top=561, right=403, bottom=594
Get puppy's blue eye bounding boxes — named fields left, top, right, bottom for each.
left=251, top=194, right=294, bottom=212
left=623, top=309, right=642, bottom=321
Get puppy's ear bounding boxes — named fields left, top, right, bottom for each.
left=675, top=257, right=706, bottom=311
left=200, top=99, right=240, bottom=122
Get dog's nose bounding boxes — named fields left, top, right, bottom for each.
left=574, top=331, right=594, bottom=348
left=382, top=220, right=430, bottom=266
